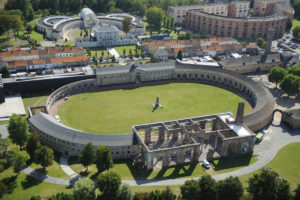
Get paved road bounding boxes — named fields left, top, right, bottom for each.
left=21, top=121, right=300, bottom=186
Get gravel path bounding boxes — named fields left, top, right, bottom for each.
left=21, top=121, right=300, bottom=186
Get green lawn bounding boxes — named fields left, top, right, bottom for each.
left=58, top=83, right=248, bottom=134
left=86, top=47, right=110, bottom=57
left=68, top=155, right=257, bottom=180
left=22, top=91, right=50, bottom=117
left=114, top=45, right=138, bottom=56
left=0, top=168, right=72, bottom=200
left=0, top=0, right=7, bottom=9
left=239, top=142, right=300, bottom=189
left=293, top=19, right=300, bottom=29
left=30, top=152, right=71, bottom=179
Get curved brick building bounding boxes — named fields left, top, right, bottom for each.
left=168, top=0, right=294, bottom=39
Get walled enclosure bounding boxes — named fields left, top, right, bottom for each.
left=28, top=63, right=275, bottom=160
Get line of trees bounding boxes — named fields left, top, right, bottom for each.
left=0, top=114, right=55, bottom=198
left=3, top=0, right=199, bottom=23
left=29, top=168, right=300, bottom=200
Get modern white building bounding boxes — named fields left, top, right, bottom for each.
left=80, top=8, right=98, bottom=28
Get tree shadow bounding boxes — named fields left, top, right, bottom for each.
left=124, top=159, right=198, bottom=180
left=124, top=159, right=152, bottom=179
left=153, top=164, right=197, bottom=180
left=79, top=170, right=91, bottom=177
left=211, top=155, right=252, bottom=171
left=2, top=175, right=17, bottom=194
left=21, top=175, right=42, bottom=189
left=275, top=95, right=296, bottom=108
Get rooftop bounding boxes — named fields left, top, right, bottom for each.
left=96, top=62, right=175, bottom=75
left=218, top=53, right=281, bottom=68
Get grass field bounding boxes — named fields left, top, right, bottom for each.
left=68, top=155, right=257, bottom=180
left=22, top=91, right=51, bottom=117
left=0, top=168, right=72, bottom=200
left=86, top=47, right=110, bottom=57
left=115, top=45, right=138, bottom=56
left=58, top=83, right=248, bottom=133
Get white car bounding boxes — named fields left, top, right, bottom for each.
left=202, top=159, right=210, bottom=169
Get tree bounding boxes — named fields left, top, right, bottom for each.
left=170, top=17, right=174, bottom=29
left=34, top=145, right=54, bottom=171
left=279, top=74, right=300, bottom=96
left=0, top=181, right=7, bottom=198
left=268, top=66, right=287, bottom=88
left=177, top=50, right=183, bottom=61
left=293, top=26, right=300, bottom=39
left=181, top=180, right=200, bottom=200
left=150, top=53, right=156, bottom=63
left=49, top=192, right=73, bottom=200
left=112, top=55, right=116, bottom=62
left=0, top=67, right=10, bottom=78
left=276, top=180, right=292, bottom=200
left=92, top=56, right=98, bottom=65
left=217, top=176, right=243, bottom=200
left=79, top=142, right=95, bottom=171
left=288, top=65, right=300, bottom=76
left=160, top=187, right=176, bottom=200
left=198, top=175, right=217, bottom=200
left=146, top=7, right=164, bottom=33
left=73, top=178, right=95, bottom=200
left=30, top=196, right=41, bottom=200
left=163, top=16, right=166, bottom=28
left=8, top=114, right=28, bottom=148
left=122, top=16, right=132, bottom=34
left=26, top=132, right=41, bottom=160
left=256, top=37, right=265, bottom=49
left=8, top=144, right=30, bottom=174
left=247, top=168, right=278, bottom=200
left=166, top=17, right=170, bottom=30
left=118, top=184, right=134, bottom=200
left=95, top=144, right=113, bottom=173
left=97, top=171, right=121, bottom=200
left=123, top=48, right=126, bottom=56
left=294, top=184, right=300, bottom=200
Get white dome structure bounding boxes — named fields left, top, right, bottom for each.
left=80, top=8, right=98, bottom=28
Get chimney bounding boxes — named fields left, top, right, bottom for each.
left=235, top=102, right=244, bottom=125
left=261, top=28, right=274, bottom=63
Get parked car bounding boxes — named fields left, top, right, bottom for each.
left=202, top=159, right=210, bottom=169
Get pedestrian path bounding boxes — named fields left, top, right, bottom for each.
left=21, top=122, right=300, bottom=186
left=106, top=47, right=120, bottom=59
left=60, top=156, right=81, bottom=178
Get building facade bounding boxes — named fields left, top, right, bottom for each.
left=36, top=9, right=145, bottom=41
left=75, top=24, right=138, bottom=47
left=96, top=62, right=175, bottom=85
left=168, top=0, right=293, bottom=39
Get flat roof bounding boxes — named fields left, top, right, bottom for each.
left=96, top=62, right=175, bottom=75
left=218, top=113, right=252, bottom=137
